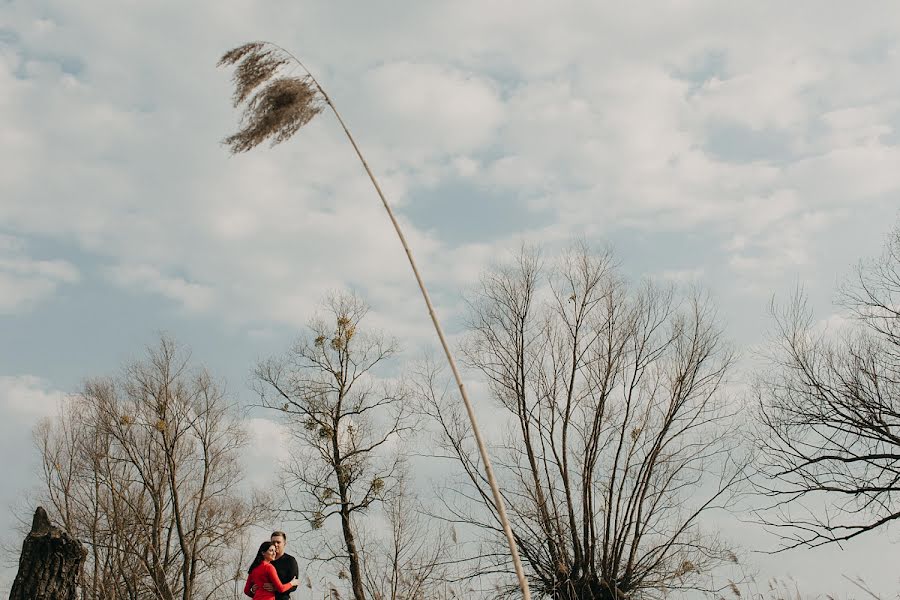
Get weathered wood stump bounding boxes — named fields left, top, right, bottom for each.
left=8, top=507, right=86, bottom=600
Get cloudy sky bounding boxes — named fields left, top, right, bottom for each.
left=2, top=0, right=900, bottom=596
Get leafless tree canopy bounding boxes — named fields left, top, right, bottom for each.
left=255, top=292, right=419, bottom=600
left=421, top=244, right=744, bottom=600
left=358, top=475, right=460, bottom=600
left=35, top=336, right=261, bottom=600
left=755, top=224, right=900, bottom=549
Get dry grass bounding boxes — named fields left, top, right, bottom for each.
left=726, top=576, right=890, bottom=600
left=218, top=43, right=324, bottom=153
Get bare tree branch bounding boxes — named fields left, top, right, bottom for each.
left=754, top=222, right=900, bottom=549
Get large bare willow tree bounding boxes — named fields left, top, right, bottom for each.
left=755, top=222, right=900, bottom=549
left=35, top=336, right=261, bottom=600
left=420, top=244, right=745, bottom=600
left=217, top=41, right=531, bottom=599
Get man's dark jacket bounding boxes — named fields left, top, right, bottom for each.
left=272, top=553, right=299, bottom=599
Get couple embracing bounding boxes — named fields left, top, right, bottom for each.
left=244, top=531, right=300, bottom=600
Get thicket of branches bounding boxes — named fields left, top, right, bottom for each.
left=35, top=336, right=261, bottom=600
left=421, top=244, right=747, bottom=600
left=358, top=477, right=459, bottom=600
left=755, top=223, right=900, bottom=549
left=25, top=225, right=900, bottom=599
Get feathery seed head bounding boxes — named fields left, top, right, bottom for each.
left=219, top=43, right=324, bottom=154
left=230, top=50, right=290, bottom=107
left=217, top=42, right=265, bottom=67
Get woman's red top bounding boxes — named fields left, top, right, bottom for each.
left=244, top=561, right=293, bottom=599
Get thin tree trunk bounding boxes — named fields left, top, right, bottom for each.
left=339, top=501, right=366, bottom=600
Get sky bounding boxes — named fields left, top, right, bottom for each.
left=2, top=0, right=900, bottom=596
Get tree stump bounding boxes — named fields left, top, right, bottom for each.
left=8, top=507, right=86, bottom=600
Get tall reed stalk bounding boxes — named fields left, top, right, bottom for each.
left=218, top=41, right=532, bottom=599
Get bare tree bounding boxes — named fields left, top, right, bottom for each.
left=35, top=335, right=262, bottom=600
left=254, top=292, right=418, bottom=600
left=421, top=244, right=745, bottom=600
left=359, top=474, right=459, bottom=600
left=755, top=222, right=900, bottom=549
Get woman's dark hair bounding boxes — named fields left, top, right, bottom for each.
left=248, top=541, right=274, bottom=574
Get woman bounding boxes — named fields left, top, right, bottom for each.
left=244, top=541, right=299, bottom=599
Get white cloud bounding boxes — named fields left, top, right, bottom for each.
left=0, top=375, right=65, bottom=421
left=0, top=236, right=79, bottom=313
left=693, top=56, right=827, bottom=131
left=362, top=61, right=504, bottom=157
left=819, top=104, right=896, bottom=149
left=106, top=265, right=215, bottom=313
left=658, top=267, right=705, bottom=283
left=728, top=207, right=838, bottom=291
left=2, top=0, right=896, bottom=326
left=244, top=416, right=291, bottom=488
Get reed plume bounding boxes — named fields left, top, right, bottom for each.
left=218, top=41, right=533, bottom=600
left=218, top=43, right=322, bottom=152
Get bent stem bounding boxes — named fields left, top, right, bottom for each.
left=269, top=42, right=532, bottom=600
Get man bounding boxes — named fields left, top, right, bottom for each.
left=247, top=531, right=300, bottom=599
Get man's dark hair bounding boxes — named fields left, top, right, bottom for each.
left=271, top=530, right=287, bottom=541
